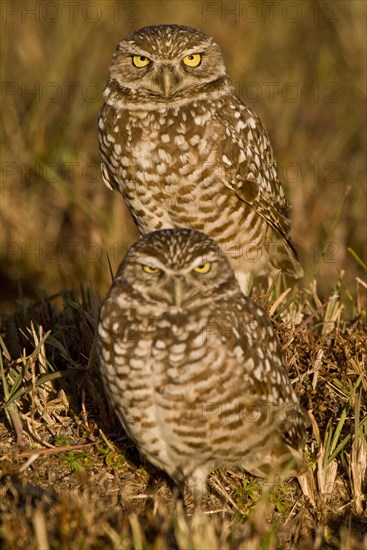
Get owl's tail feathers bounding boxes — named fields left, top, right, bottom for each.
left=244, top=439, right=307, bottom=482
left=234, top=271, right=253, bottom=296
left=271, top=236, right=304, bottom=280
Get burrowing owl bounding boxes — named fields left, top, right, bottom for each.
left=98, top=24, right=303, bottom=294
left=97, top=228, right=306, bottom=497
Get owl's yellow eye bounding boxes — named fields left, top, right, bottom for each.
left=142, top=265, right=160, bottom=274
left=132, top=55, right=151, bottom=68
left=193, top=262, right=211, bottom=274
left=183, top=53, right=202, bottom=68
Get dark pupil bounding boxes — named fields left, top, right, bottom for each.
left=188, top=55, right=194, bottom=60
left=140, top=56, right=146, bottom=61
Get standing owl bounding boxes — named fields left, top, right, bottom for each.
left=97, top=228, right=306, bottom=498
left=98, top=24, right=303, bottom=295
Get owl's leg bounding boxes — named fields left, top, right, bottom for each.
left=186, top=467, right=208, bottom=507
left=172, top=480, right=185, bottom=503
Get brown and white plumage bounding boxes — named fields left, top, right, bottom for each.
left=98, top=24, right=303, bottom=294
left=97, top=228, right=306, bottom=496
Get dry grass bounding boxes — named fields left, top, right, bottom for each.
left=1, top=1, right=367, bottom=548
left=0, top=278, right=366, bottom=549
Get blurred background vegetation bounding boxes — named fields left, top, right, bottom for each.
left=1, top=0, right=366, bottom=313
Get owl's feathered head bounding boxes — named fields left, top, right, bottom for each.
left=106, top=24, right=230, bottom=102
left=112, top=228, right=240, bottom=310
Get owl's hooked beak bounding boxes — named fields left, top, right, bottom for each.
left=162, top=66, right=173, bottom=97
left=173, top=278, right=184, bottom=308
left=165, top=277, right=190, bottom=308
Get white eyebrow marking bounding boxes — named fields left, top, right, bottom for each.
left=136, top=256, right=166, bottom=270
left=132, top=254, right=218, bottom=274
left=190, top=254, right=218, bottom=269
